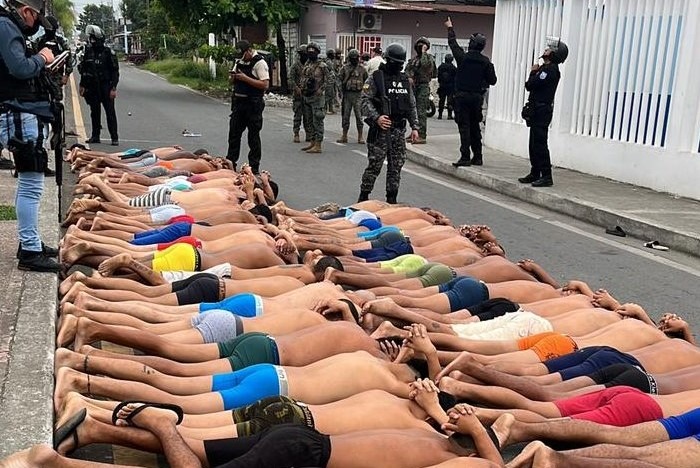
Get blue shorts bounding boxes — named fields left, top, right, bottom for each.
left=358, top=218, right=382, bottom=231
left=352, top=240, right=414, bottom=262
left=357, top=226, right=401, bottom=240
left=131, top=222, right=192, bottom=245
left=544, top=346, right=644, bottom=381
left=659, top=408, right=700, bottom=440
left=200, top=293, right=263, bottom=317
left=438, top=276, right=490, bottom=311
left=211, top=364, right=282, bottom=410
left=370, top=230, right=406, bottom=248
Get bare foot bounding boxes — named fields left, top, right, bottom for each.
left=54, top=367, right=85, bottom=413
left=447, top=370, right=482, bottom=385
left=506, top=440, right=550, bottom=468
left=56, top=314, right=78, bottom=347
left=491, top=413, right=516, bottom=449
left=592, top=289, right=621, bottom=310
left=60, top=281, right=88, bottom=305
left=68, top=198, right=101, bottom=214
left=323, top=267, right=338, bottom=283
left=0, top=444, right=63, bottom=468
left=59, top=271, right=87, bottom=297
left=435, top=351, right=479, bottom=381
left=437, top=376, right=465, bottom=397
left=97, top=252, right=133, bottom=277
left=54, top=347, right=87, bottom=375
left=363, top=297, right=400, bottom=317
left=370, top=320, right=408, bottom=340
left=60, top=241, right=92, bottom=266
left=114, top=402, right=180, bottom=428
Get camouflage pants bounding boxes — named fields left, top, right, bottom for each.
left=303, top=95, right=325, bottom=142
left=341, top=91, right=363, bottom=132
left=360, top=126, right=407, bottom=196
left=292, top=96, right=309, bottom=135
left=325, top=83, right=337, bottom=113
left=415, top=84, right=430, bottom=139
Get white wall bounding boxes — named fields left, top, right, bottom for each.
left=486, top=0, right=700, bottom=200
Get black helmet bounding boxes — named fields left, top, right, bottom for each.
left=415, top=36, right=430, bottom=49
left=468, top=33, right=487, bottom=51
left=85, top=24, right=105, bottom=40
left=307, top=42, right=321, bottom=54
left=444, top=54, right=453, bottom=63
left=326, top=49, right=335, bottom=59
left=347, top=49, right=360, bottom=59
left=297, top=44, right=307, bottom=54
left=384, top=43, right=406, bottom=64
left=546, top=36, right=569, bottom=64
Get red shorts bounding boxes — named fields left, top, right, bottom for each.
left=168, top=215, right=196, bottom=225
left=554, top=386, right=663, bottom=426
left=157, top=236, right=202, bottom=251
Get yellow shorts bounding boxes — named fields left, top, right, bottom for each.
left=152, top=243, right=199, bottom=272
left=518, top=332, right=578, bottom=362
left=379, top=254, right=427, bottom=274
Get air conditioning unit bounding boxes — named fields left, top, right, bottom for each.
left=359, top=13, right=382, bottom=31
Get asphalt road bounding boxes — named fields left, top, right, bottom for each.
left=65, top=63, right=700, bottom=464
left=92, top=63, right=700, bottom=327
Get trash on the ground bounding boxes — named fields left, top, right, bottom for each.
left=182, top=129, right=202, bottom=137
left=605, top=225, right=626, bottom=237
left=643, top=240, right=669, bottom=251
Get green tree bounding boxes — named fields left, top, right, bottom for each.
left=120, top=0, right=148, bottom=31
left=77, top=4, right=116, bottom=39
left=49, top=0, right=76, bottom=35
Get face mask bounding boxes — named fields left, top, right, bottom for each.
left=414, top=45, right=422, bottom=55
left=307, top=51, right=319, bottom=61
left=385, top=62, right=402, bottom=74
left=299, top=54, right=308, bottom=64
left=349, top=58, right=359, bottom=66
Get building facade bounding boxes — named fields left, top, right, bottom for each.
left=485, top=0, right=700, bottom=200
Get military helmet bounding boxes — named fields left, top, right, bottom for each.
left=85, top=24, right=105, bottom=40
left=347, top=49, right=360, bottom=59
left=307, top=42, right=321, bottom=54
left=546, top=36, right=569, bottom=64
left=468, top=33, right=487, bottom=51
left=444, top=54, right=454, bottom=62
left=335, top=48, right=343, bottom=56
left=415, top=36, right=431, bottom=49
left=384, top=43, right=407, bottom=64
left=326, top=49, right=335, bottom=59
left=297, top=44, right=307, bottom=54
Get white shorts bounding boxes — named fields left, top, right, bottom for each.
left=162, top=262, right=233, bottom=283
left=149, top=204, right=185, bottom=224
left=450, top=311, right=553, bottom=341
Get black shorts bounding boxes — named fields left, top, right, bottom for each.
left=588, top=363, right=658, bottom=394
left=205, top=423, right=331, bottom=468
left=173, top=273, right=221, bottom=305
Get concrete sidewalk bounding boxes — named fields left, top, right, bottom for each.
left=320, top=111, right=700, bottom=256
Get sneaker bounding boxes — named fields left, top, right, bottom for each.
left=0, top=158, right=14, bottom=170
left=17, top=250, right=61, bottom=273
left=17, top=242, right=59, bottom=259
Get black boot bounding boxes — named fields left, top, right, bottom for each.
left=437, top=112, right=443, bottom=120
left=531, top=176, right=553, bottom=187
left=447, top=110, right=453, bottom=120
left=470, top=156, right=483, bottom=166
left=357, top=191, right=370, bottom=203
left=518, top=173, right=538, bottom=184
left=386, top=191, right=398, bottom=204
left=17, top=250, right=61, bottom=273
left=16, top=242, right=59, bottom=259
left=86, top=136, right=101, bottom=144
left=452, top=158, right=471, bottom=168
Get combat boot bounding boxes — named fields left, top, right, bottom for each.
left=357, top=129, right=365, bottom=144
left=17, top=250, right=61, bottom=273
left=437, top=112, right=443, bottom=120
left=336, top=131, right=348, bottom=143
left=357, top=191, right=370, bottom=202
left=301, top=141, right=315, bottom=151
left=531, top=176, right=553, bottom=187
left=306, top=142, right=323, bottom=154
left=386, top=190, right=398, bottom=204
left=452, top=157, right=471, bottom=167
left=471, top=156, right=483, bottom=166
left=293, top=133, right=300, bottom=143
left=305, top=134, right=313, bottom=142
left=447, top=110, right=453, bottom=120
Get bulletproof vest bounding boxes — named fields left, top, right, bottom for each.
left=408, top=54, right=435, bottom=84
left=455, top=51, right=491, bottom=93
left=79, top=46, right=114, bottom=88
left=343, top=64, right=365, bottom=92
left=0, top=12, right=46, bottom=103
left=301, top=60, right=325, bottom=96
left=233, top=55, right=265, bottom=97
left=385, top=72, right=411, bottom=119
left=527, top=63, right=561, bottom=104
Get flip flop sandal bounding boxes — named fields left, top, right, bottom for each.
left=111, top=401, right=184, bottom=427
left=605, top=225, right=627, bottom=237
left=53, top=408, right=87, bottom=451
left=644, top=241, right=669, bottom=251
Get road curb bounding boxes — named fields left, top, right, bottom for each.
left=406, top=147, right=700, bottom=256
left=0, top=178, right=58, bottom=457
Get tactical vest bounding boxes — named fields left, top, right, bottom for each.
left=343, top=64, right=365, bottom=92
left=385, top=72, right=411, bottom=120
left=233, top=55, right=265, bottom=97
left=455, top=51, right=491, bottom=94
left=0, top=11, right=45, bottom=103
left=79, top=46, right=117, bottom=88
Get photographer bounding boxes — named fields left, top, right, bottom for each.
left=0, top=0, right=60, bottom=272
left=357, top=43, right=419, bottom=204
left=226, top=40, right=269, bottom=174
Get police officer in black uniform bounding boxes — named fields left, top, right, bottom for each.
left=518, top=37, right=568, bottom=187
left=226, top=40, right=270, bottom=173
left=446, top=17, right=497, bottom=167
left=78, top=24, right=120, bottom=145
left=0, top=0, right=61, bottom=272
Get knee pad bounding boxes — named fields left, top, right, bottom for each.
left=9, top=138, right=48, bottom=173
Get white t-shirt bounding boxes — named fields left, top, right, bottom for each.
left=366, top=56, right=385, bottom=75
left=234, top=53, right=270, bottom=81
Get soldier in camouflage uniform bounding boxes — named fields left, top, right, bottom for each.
left=300, top=43, right=328, bottom=153
left=405, top=36, right=436, bottom=143
left=336, top=49, right=368, bottom=144
left=358, top=44, right=419, bottom=204
left=334, top=49, right=343, bottom=109
left=323, top=49, right=337, bottom=114
left=289, top=44, right=310, bottom=143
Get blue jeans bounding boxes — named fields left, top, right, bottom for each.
left=0, top=111, right=45, bottom=252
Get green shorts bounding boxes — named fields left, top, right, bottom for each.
left=415, top=263, right=456, bottom=287
left=379, top=254, right=427, bottom=274
left=217, top=332, right=280, bottom=370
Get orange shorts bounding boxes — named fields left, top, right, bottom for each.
left=517, top=332, right=578, bottom=362
left=157, top=160, right=175, bottom=170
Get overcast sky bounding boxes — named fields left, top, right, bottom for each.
left=72, top=0, right=121, bottom=15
